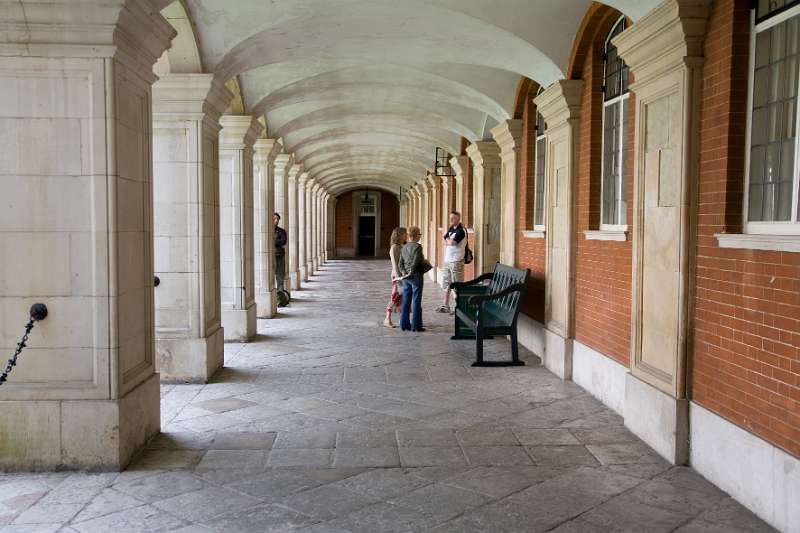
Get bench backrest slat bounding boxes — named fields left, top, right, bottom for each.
left=484, top=262, right=530, bottom=325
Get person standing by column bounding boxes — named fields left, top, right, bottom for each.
left=437, top=211, right=467, bottom=314
left=274, top=213, right=288, bottom=293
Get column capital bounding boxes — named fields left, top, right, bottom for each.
left=298, top=171, right=310, bottom=186
left=449, top=155, right=469, bottom=184
left=0, top=0, right=175, bottom=81
left=491, top=119, right=524, bottom=161
left=288, top=163, right=303, bottom=183
left=274, top=153, right=293, bottom=175
left=425, top=173, right=439, bottom=189
left=254, top=138, right=283, bottom=164
left=153, top=74, right=234, bottom=126
left=311, top=183, right=322, bottom=194
left=220, top=115, right=264, bottom=149
left=533, top=80, right=583, bottom=130
left=439, top=174, right=453, bottom=189
left=614, top=0, right=709, bottom=88
left=466, top=141, right=501, bottom=167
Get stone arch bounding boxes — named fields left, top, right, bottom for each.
left=154, top=0, right=203, bottom=76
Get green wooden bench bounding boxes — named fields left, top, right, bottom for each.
left=450, top=262, right=530, bottom=367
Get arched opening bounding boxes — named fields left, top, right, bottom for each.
left=334, top=190, right=399, bottom=258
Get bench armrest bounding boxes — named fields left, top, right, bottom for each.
left=468, top=283, right=526, bottom=306
left=450, top=272, right=493, bottom=291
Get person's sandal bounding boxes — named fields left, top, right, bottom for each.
left=382, top=319, right=396, bottom=328
left=436, top=306, right=450, bottom=313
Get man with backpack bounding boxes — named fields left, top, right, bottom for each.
left=437, top=211, right=468, bottom=314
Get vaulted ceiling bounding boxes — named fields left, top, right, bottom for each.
left=154, top=0, right=661, bottom=196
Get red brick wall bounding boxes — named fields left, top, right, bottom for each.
left=694, top=0, right=800, bottom=458
left=335, top=192, right=352, bottom=250
left=571, top=8, right=633, bottom=366
left=516, top=89, right=546, bottom=321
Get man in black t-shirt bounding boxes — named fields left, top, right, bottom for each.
left=274, top=213, right=287, bottom=291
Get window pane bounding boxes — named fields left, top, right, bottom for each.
left=603, top=18, right=629, bottom=102
left=602, top=101, right=620, bottom=225
left=534, top=137, right=546, bottom=226
left=619, top=98, right=629, bottom=221
left=748, top=13, right=800, bottom=222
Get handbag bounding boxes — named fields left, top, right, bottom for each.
left=464, top=243, right=473, bottom=265
left=418, top=259, right=433, bottom=274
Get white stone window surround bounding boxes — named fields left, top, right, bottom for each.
left=719, top=5, right=800, bottom=252
left=584, top=229, right=627, bottom=241
left=522, top=230, right=545, bottom=239
left=600, top=16, right=631, bottom=233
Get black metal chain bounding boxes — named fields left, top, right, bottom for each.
left=0, top=304, right=48, bottom=387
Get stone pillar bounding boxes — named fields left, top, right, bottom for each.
left=0, top=2, right=173, bottom=470
left=614, top=0, right=709, bottom=465
left=304, top=179, right=316, bottom=277
left=219, top=116, right=262, bottom=342
left=419, top=180, right=430, bottom=261
left=152, top=74, right=232, bottom=382
left=311, top=184, right=321, bottom=270
left=427, top=174, right=440, bottom=277
left=287, top=164, right=303, bottom=290
left=492, top=119, right=524, bottom=265
left=440, top=175, right=453, bottom=229
left=253, top=138, right=281, bottom=319
left=297, top=173, right=309, bottom=283
left=327, top=195, right=337, bottom=260
left=467, top=141, right=502, bottom=275
left=273, top=153, right=293, bottom=290
left=450, top=155, right=469, bottom=215
left=533, top=81, right=583, bottom=381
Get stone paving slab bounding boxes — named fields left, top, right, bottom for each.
left=0, top=260, right=776, bottom=532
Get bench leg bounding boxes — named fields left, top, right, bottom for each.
left=510, top=328, right=525, bottom=366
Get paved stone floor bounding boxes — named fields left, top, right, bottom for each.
left=1, top=260, right=776, bottom=532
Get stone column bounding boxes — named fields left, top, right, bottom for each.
left=533, top=81, right=583, bottom=381
left=311, top=184, right=321, bottom=270
left=219, top=116, right=262, bottom=342
left=419, top=180, right=430, bottom=260
left=304, top=179, right=316, bottom=277
left=287, top=164, right=303, bottom=290
left=327, top=195, right=337, bottom=260
left=428, top=174, right=441, bottom=278
left=297, top=173, right=308, bottom=283
left=450, top=155, right=469, bottom=215
left=492, top=119, right=524, bottom=265
left=273, top=153, right=293, bottom=290
left=0, top=2, right=173, bottom=470
left=467, top=141, right=502, bottom=275
left=253, top=138, right=281, bottom=319
left=152, top=74, right=232, bottom=383
left=614, top=0, right=709, bottom=465
left=440, top=175, right=453, bottom=229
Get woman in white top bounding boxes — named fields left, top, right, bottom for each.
left=384, top=227, right=407, bottom=328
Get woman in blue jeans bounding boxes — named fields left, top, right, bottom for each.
left=397, top=226, right=426, bottom=332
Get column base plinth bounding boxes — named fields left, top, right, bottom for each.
left=157, top=327, right=225, bottom=383
left=223, top=303, right=257, bottom=342
left=544, top=328, right=573, bottom=380
left=292, top=271, right=302, bottom=290
left=256, top=290, right=277, bottom=318
left=0, top=373, right=160, bottom=471
left=624, top=373, right=689, bottom=465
